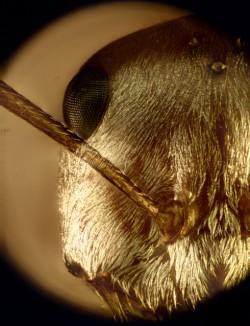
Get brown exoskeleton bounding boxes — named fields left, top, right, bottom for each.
left=34, top=15, right=250, bottom=320
left=59, top=16, right=250, bottom=319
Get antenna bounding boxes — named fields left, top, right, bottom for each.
left=0, top=80, right=181, bottom=242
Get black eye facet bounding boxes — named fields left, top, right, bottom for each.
left=63, top=65, right=109, bottom=139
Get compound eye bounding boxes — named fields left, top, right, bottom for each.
left=63, top=64, right=109, bottom=139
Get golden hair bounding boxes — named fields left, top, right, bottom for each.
left=58, top=16, right=250, bottom=320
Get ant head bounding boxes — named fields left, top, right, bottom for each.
left=60, top=16, right=250, bottom=320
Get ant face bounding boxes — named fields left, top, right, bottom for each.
left=1, top=2, right=188, bottom=319
left=1, top=2, right=249, bottom=322
left=60, top=16, right=250, bottom=320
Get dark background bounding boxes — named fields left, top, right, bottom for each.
left=0, top=0, right=249, bottom=325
